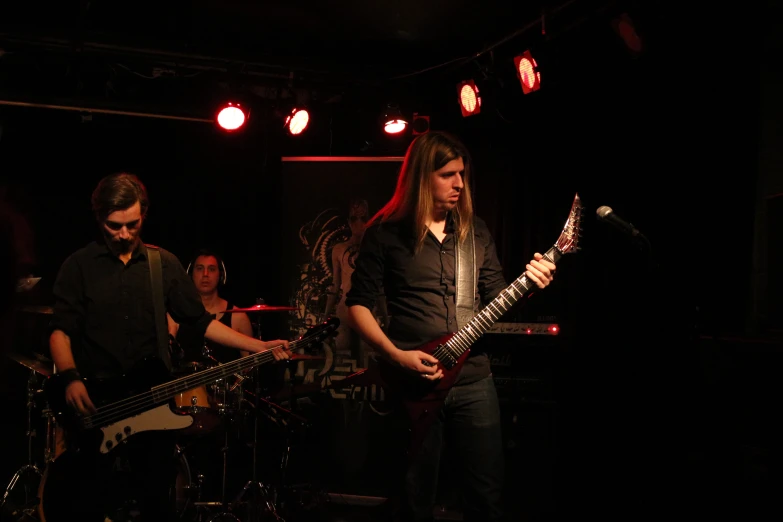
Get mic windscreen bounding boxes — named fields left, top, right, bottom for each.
left=596, top=206, right=613, bottom=219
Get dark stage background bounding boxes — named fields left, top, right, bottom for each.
left=1, top=4, right=777, bottom=521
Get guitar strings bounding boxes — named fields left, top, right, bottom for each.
left=434, top=274, right=533, bottom=363
left=425, top=201, right=579, bottom=366
left=84, top=331, right=326, bottom=428
left=85, top=347, right=280, bottom=427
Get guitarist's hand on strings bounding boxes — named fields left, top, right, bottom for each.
left=65, top=381, right=97, bottom=416
left=392, top=349, right=443, bottom=380
left=526, top=252, right=557, bottom=289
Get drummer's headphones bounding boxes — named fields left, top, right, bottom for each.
left=186, top=249, right=227, bottom=286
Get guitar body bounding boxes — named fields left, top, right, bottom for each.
left=40, top=358, right=192, bottom=522
left=378, top=333, right=475, bottom=463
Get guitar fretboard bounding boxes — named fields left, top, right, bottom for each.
left=150, top=336, right=306, bottom=404
left=436, top=246, right=562, bottom=364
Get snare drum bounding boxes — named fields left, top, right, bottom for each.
left=174, top=385, right=211, bottom=413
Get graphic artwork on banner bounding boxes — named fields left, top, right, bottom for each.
left=280, top=158, right=401, bottom=403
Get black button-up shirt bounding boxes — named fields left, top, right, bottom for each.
left=50, top=241, right=212, bottom=378
left=345, top=215, right=507, bottom=384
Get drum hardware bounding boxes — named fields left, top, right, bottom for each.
left=1, top=369, right=45, bottom=520
left=226, top=365, right=284, bottom=522
left=268, top=365, right=309, bottom=503
left=200, top=306, right=291, bottom=522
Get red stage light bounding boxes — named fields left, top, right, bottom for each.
left=457, top=80, right=481, bottom=117
left=513, top=51, right=541, bottom=94
left=216, top=103, right=246, bottom=131
left=285, top=108, right=309, bottom=135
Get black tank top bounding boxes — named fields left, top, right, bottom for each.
left=205, top=304, right=240, bottom=364
left=176, top=302, right=241, bottom=365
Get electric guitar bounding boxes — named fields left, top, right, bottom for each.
left=43, top=317, right=339, bottom=456
left=380, top=193, right=583, bottom=463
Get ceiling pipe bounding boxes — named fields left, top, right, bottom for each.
left=0, top=98, right=213, bottom=123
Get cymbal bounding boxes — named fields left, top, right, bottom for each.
left=8, top=352, right=53, bottom=376
left=222, top=304, right=297, bottom=313
left=16, top=277, right=41, bottom=293
left=17, top=305, right=54, bottom=315
left=288, top=353, right=326, bottom=361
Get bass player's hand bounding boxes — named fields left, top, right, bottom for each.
left=259, top=340, right=290, bottom=361
left=65, top=380, right=97, bottom=415
left=392, top=349, right=443, bottom=380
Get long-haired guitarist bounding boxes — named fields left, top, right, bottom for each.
left=345, top=131, right=556, bottom=521
left=46, top=173, right=290, bottom=521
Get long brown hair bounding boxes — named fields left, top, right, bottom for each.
left=368, top=131, right=474, bottom=248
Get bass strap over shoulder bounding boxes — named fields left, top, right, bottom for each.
left=455, top=220, right=476, bottom=329
left=146, top=245, right=172, bottom=372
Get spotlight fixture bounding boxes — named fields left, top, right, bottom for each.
left=612, top=13, right=643, bottom=55
left=513, top=51, right=541, bottom=94
left=412, top=113, right=430, bottom=135
left=456, top=80, right=481, bottom=117
left=216, top=102, right=248, bottom=131
left=285, top=107, right=310, bottom=135
left=383, top=104, right=407, bottom=134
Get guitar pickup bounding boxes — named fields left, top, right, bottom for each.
left=441, top=352, right=458, bottom=370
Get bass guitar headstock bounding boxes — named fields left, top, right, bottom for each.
left=299, top=316, right=340, bottom=347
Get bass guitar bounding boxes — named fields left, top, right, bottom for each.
left=39, top=318, right=338, bottom=521
left=379, top=193, right=583, bottom=462
left=43, top=317, right=338, bottom=455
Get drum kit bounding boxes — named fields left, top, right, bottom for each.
left=0, top=301, right=358, bottom=522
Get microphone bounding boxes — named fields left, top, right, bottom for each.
left=596, top=206, right=641, bottom=238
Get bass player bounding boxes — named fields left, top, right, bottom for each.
left=45, top=172, right=289, bottom=521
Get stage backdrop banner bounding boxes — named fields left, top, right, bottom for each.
left=276, top=156, right=403, bottom=497
left=279, top=157, right=401, bottom=394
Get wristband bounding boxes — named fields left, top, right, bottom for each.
left=59, top=368, right=83, bottom=386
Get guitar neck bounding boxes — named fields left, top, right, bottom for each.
left=444, top=246, right=562, bottom=359
left=150, top=341, right=288, bottom=404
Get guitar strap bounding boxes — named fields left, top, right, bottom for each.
left=147, top=245, right=173, bottom=372
left=455, top=219, right=476, bottom=329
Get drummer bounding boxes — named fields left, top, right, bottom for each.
left=168, top=249, right=253, bottom=366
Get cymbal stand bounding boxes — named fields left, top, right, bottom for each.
left=0, top=369, right=43, bottom=516
left=279, top=360, right=302, bottom=492
left=250, top=392, right=309, bottom=518
left=230, top=365, right=283, bottom=522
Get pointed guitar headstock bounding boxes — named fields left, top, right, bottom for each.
left=554, top=193, right=583, bottom=255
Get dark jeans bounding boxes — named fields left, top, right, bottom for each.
left=397, top=375, right=505, bottom=522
